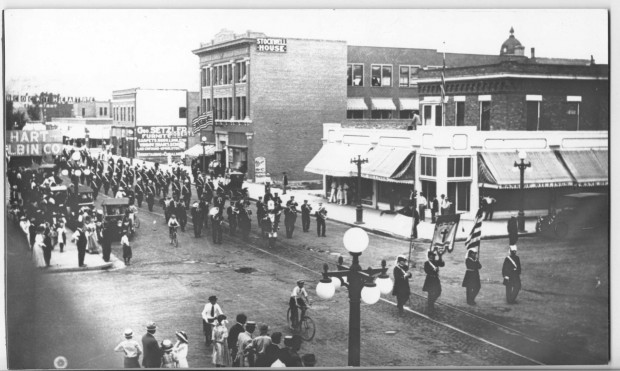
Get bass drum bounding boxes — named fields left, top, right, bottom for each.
left=209, top=207, right=220, bottom=216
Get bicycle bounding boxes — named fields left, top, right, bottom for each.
left=170, top=227, right=178, bottom=247
left=286, top=305, right=316, bottom=341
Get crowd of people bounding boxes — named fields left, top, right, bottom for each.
left=115, top=294, right=317, bottom=368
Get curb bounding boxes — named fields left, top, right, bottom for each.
left=43, top=261, right=115, bottom=274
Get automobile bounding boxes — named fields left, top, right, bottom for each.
left=536, top=192, right=608, bottom=238
left=66, top=184, right=95, bottom=229
left=50, top=185, right=69, bottom=215
left=101, top=198, right=133, bottom=241
left=225, top=171, right=248, bottom=201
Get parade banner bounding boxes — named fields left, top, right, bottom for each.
left=6, top=130, right=64, bottom=156
left=136, top=126, right=187, bottom=157
left=430, top=214, right=461, bottom=255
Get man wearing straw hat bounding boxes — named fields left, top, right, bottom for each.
left=114, top=328, right=142, bottom=368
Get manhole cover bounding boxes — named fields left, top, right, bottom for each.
left=235, top=267, right=256, bottom=274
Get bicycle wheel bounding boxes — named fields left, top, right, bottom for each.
left=299, top=316, right=316, bottom=341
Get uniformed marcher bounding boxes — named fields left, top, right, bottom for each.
left=284, top=196, right=298, bottom=238
left=502, top=245, right=522, bottom=304
left=182, top=180, right=192, bottom=209
left=146, top=181, right=156, bottom=212
left=191, top=201, right=202, bottom=237
left=227, top=202, right=238, bottom=236
left=423, top=249, right=445, bottom=315
left=315, top=203, right=327, bottom=237
left=392, top=255, right=412, bottom=314
left=176, top=200, right=187, bottom=232
left=211, top=208, right=223, bottom=244
left=301, top=200, right=312, bottom=232
left=462, top=250, right=482, bottom=305
left=135, top=182, right=144, bottom=208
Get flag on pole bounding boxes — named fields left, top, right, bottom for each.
left=465, top=208, right=484, bottom=254
left=192, top=111, right=214, bottom=134
left=440, top=42, right=447, bottom=104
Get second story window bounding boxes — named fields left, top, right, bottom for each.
left=399, top=65, right=421, bottom=87
left=347, top=64, right=364, bottom=86
left=447, top=157, right=471, bottom=178
left=371, top=64, right=392, bottom=87
left=455, top=99, right=465, bottom=126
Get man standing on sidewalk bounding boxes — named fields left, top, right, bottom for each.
left=141, top=322, right=162, bottom=368
left=282, top=172, right=288, bottom=195
left=315, top=203, right=327, bottom=237
left=301, top=200, right=312, bottom=232
left=417, top=192, right=427, bottom=222
left=72, top=224, right=88, bottom=268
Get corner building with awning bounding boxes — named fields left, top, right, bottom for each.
left=305, top=29, right=608, bottom=218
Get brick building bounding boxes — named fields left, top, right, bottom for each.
left=306, top=28, right=609, bottom=217
left=73, top=100, right=112, bottom=119
left=192, top=29, right=346, bottom=181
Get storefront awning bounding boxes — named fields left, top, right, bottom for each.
left=370, top=98, right=396, bottom=111
left=478, top=151, right=574, bottom=189
left=347, top=98, right=368, bottom=111
left=65, top=125, right=86, bottom=139
left=184, top=143, right=216, bottom=158
left=305, top=144, right=372, bottom=177
left=557, top=149, right=608, bottom=186
left=361, top=146, right=415, bottom=184
left=398, top=98, right=419, bottom=111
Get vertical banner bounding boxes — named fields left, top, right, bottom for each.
left=430, top=214, right=461, bottom=255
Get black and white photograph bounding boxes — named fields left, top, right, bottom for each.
left=2, top=5, right=613, bottom=369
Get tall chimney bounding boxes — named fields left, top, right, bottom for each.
left=531, top=47, right=536, bottom=59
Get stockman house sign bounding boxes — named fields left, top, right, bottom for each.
left=6, top=130, right=63, bottom=156
left=256, top=38, right=287, bottom=53
left=136, top=126, right=187, bottom=157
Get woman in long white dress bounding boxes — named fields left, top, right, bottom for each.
left=173, top=331, right=189, bottom=368
left=32, top=226, right=47, bottom=268
left=85, top=218, right=101, bottom=254
left=212, top=315, right=231, bottom=367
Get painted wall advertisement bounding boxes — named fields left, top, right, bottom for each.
left=255, top=156, right=271, bottom=183
left=136, top=126, right=187, bottom=157
left=6, top=130, right=64, bottom=156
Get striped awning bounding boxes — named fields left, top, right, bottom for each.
left=370, top=98, right=396, bottom=111
left=361, top=146, right=415, bottom=184
left=347, top=98, right=368, bottom=111
left=557, top=149, right=608, bottom=186
left=184, top=144, right=216, bottom=158
left=398, top=98, right=420, bottom=111
left=478, top=151, right=574, bottom=189
left=305, top=144, right=372, bottom=177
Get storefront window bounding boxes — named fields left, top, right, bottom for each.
left=421, top=156, right=437, bottom=177
left=377, top=182, right=412, bottom=208
left=448, top=182, right=471, bottom=212
left=371, top=110, right=392, bottom=119
left=347, top=110, right=364, bottom=119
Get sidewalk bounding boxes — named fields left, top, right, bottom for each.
left=244, top=181, right=537, bottom=242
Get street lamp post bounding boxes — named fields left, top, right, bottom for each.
left=514, top=150, right=531, bottom=232
left=201, top=135, right=208, bottom=174
left=351, top=155, right=368, bottom=225
left=315, top=228, right=393, bottom=366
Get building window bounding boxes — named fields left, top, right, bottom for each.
left=206, top=99, right=211, bottom=113
left=434, top=105, right=443, bottom=126
left=423, top=105, right=432, bottom=125
left=371, top=110, right=392, bottom=119
left=400, top=110, right=414, bottom=119
left=447, top=157, right=471, bottom=178
left=179, top=107, right=187, bottom=118
left=347, top=110, right=364, bottom=119
left=131, top=107, right=134, bottom=122
left=99, top=107, right=103, bottom=116
left=207, top=68, right=211, bottom=86
left=399, top=65, right=421, bottom=87
left=347, top=64, right=364, bottom=86
left=479, top=101, right=491, bottom=131
left=104, top=107, right=108, bottom=116
left=201, top=69, right=207, bottom=87
left=526, top=101, right=540, bottom=131
left=455, top=101, right=465, bottom=126
left=371, top=64, right=392, bottom=87
left=448, top=182, right=471, bottom=212
left=421, top=156, right=437, bottom=177
left=82, top=108, right=86, bottom=117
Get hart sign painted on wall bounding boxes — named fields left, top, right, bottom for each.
left=6, top=130, right=64, bottom=156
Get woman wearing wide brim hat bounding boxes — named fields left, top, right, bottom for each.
left=160, top=339, right=177, bottom=368
left=174, top=331, right=189, bottom=368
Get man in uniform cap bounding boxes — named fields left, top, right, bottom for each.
left=141, top=321, right=161, bottom=368
left=301, top=200, right=312, bottom=232
left=502, top=245, right=522, bottom=304
left=392, top=255, right=413, bottom=314
left=422, top=249, right=444, bottom=315
left=191, top=201, right=202, bottom=238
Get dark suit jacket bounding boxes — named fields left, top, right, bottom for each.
left=228, top=322, right=245, bottom=349
left=392, top=265, right=411, bottom=298
left=141, top=332, right=161, bottom=368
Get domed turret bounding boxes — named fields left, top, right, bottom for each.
left=500, top=27, right=525, bottom=56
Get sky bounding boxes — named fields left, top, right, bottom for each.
left=4, top=8, right=610, bottom=100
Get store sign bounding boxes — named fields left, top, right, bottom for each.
left=255, top=157, right=266, bottom=178
left=6, top=130, right=63, bottom=156
left=256, top=38, right=287, bottom=53
left=136, top=126, right=187, bottom=157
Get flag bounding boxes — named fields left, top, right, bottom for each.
left=430, top=213, right=460, bottom=255
left=465, top=208, right=484, bottom=254
left=440, top=42, right=446, bottom=104
left=192, top=111, right=214, bottom=134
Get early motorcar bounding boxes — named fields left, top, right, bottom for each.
left=101, top=197, right=133, bottom=241
left=66, top=184, right=95, bottom=229
left=536, top=192, right=608, bottom=238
